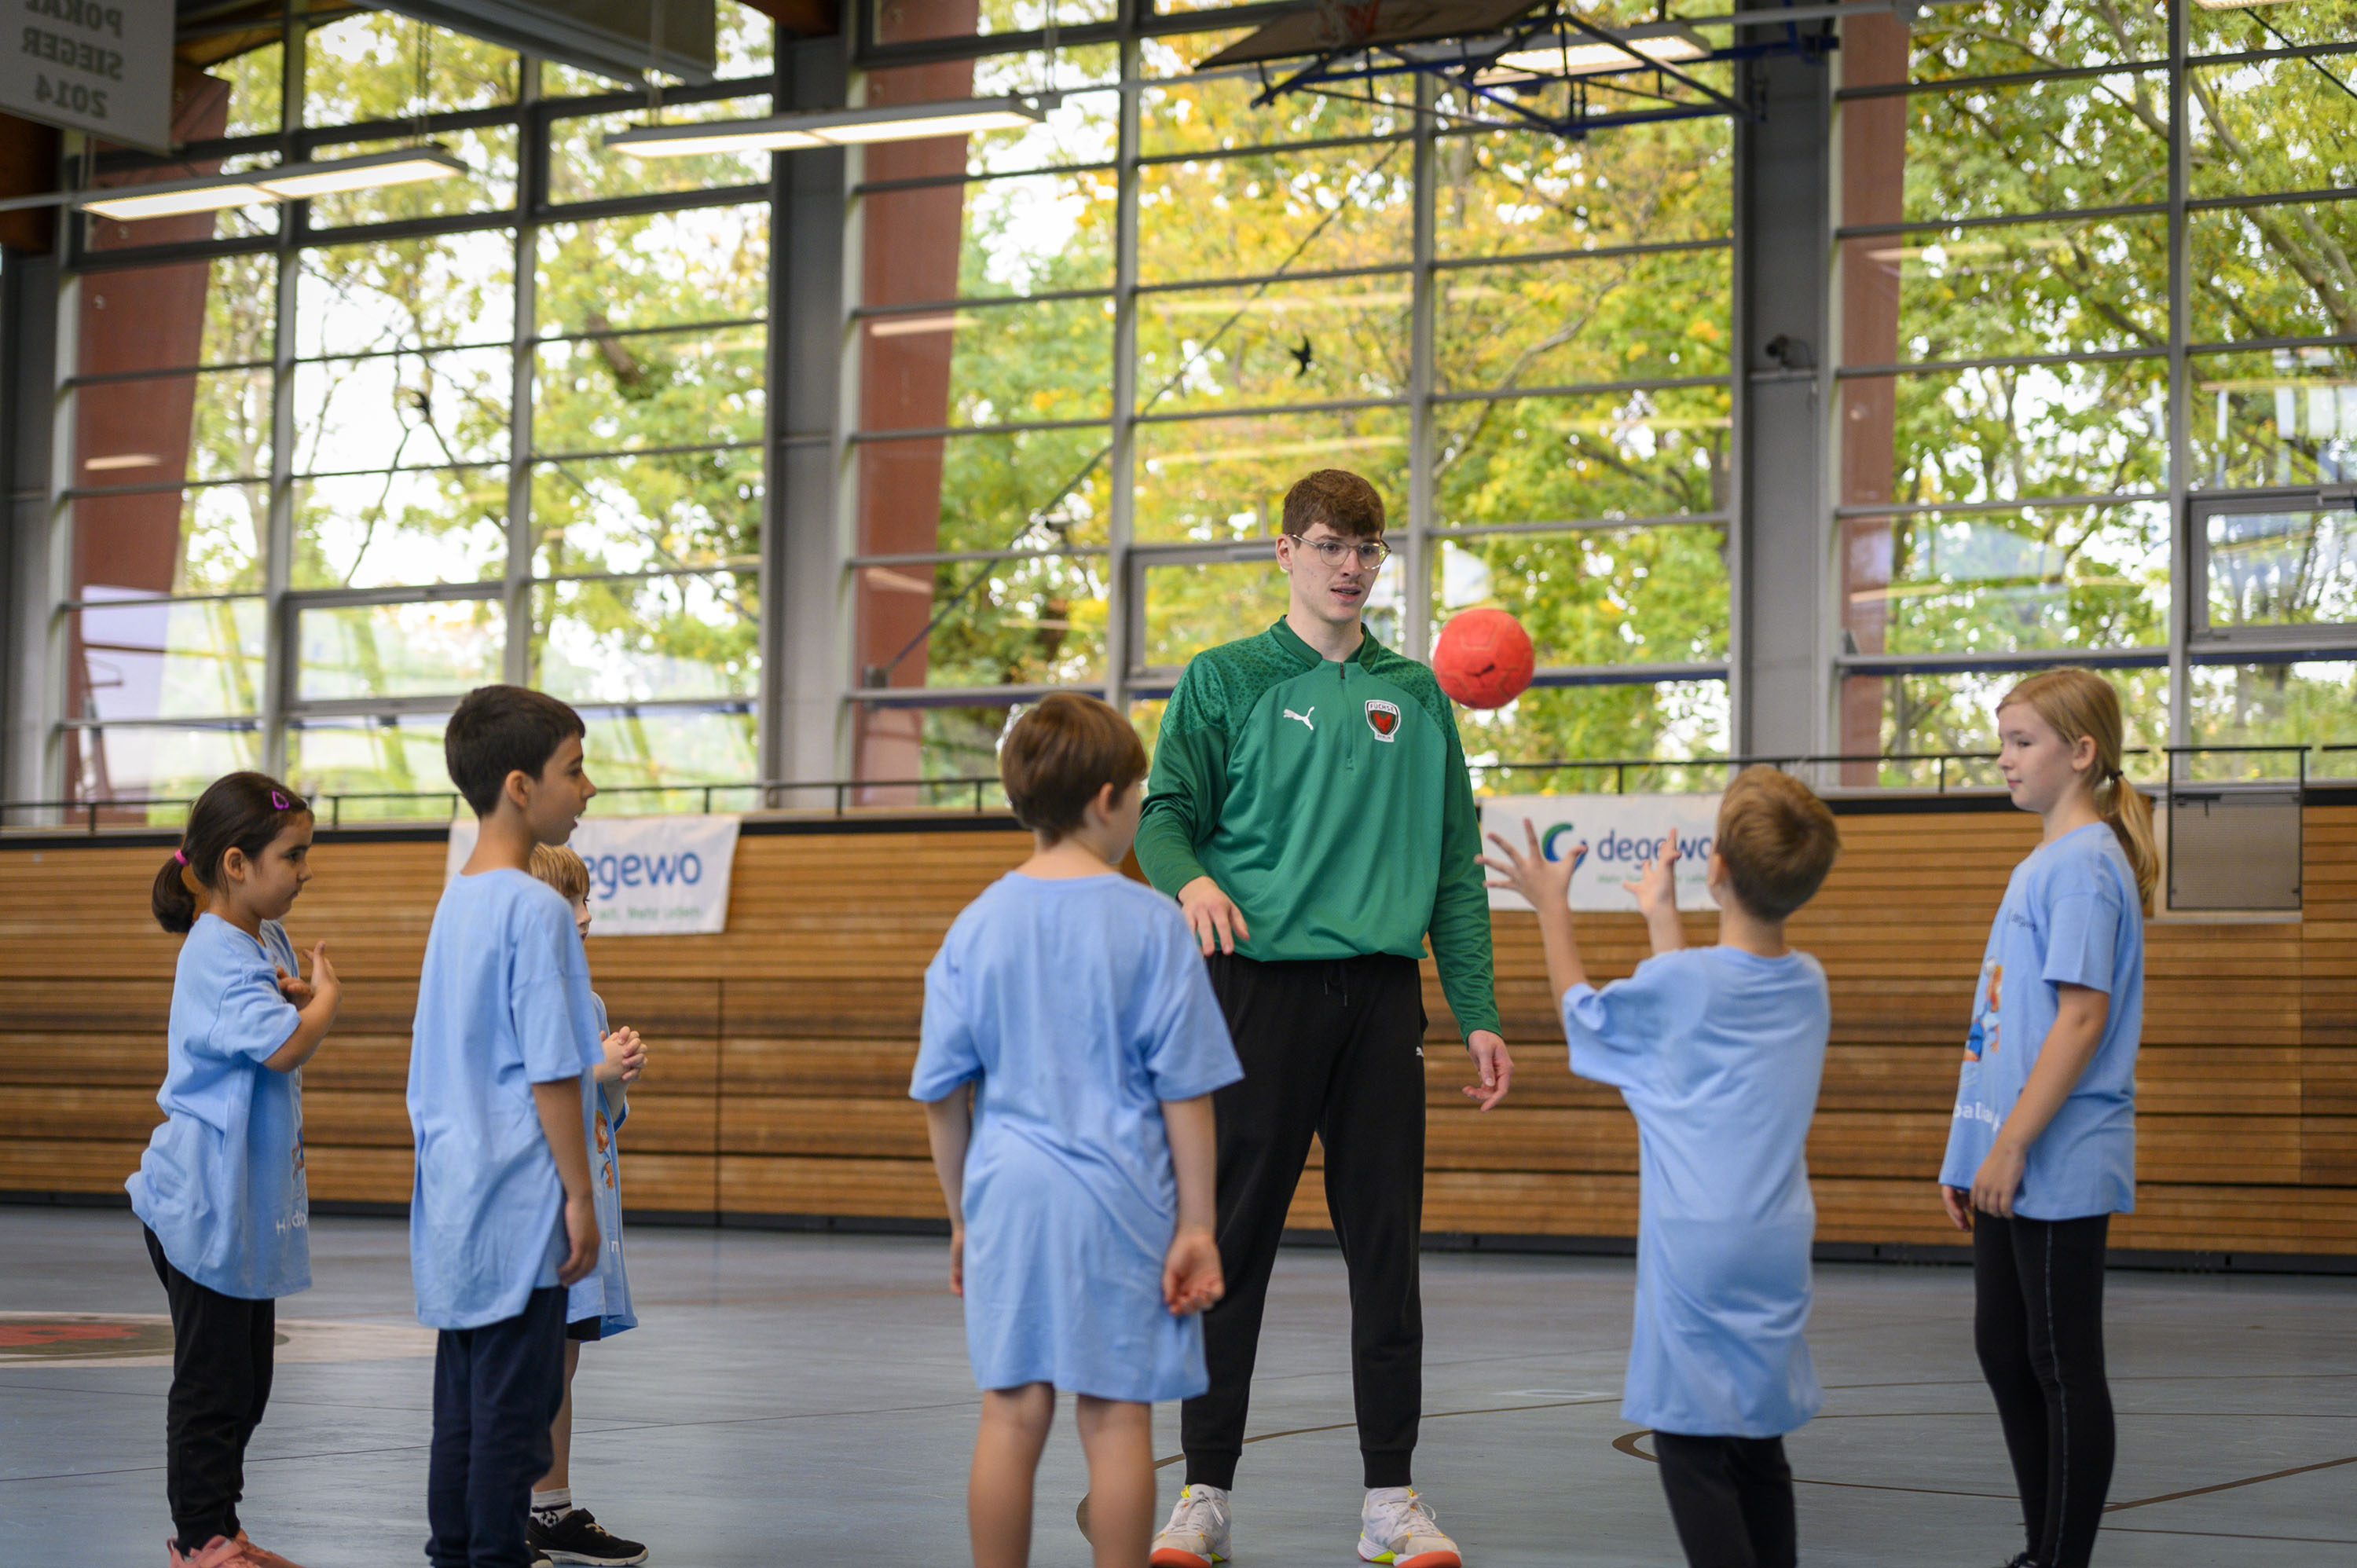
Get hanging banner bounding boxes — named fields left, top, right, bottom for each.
left=1, top=0, right=172, bottom=151
left=1480, top=794, right=1724, bottom=914
left=445, top=815, right=741, bottom=936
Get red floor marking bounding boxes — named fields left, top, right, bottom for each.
left=0, top=1323, right=141, bottom=1346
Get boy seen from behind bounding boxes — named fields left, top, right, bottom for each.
left=1482, top=767, right=1842, bottom=1568
left=409, top=686, right=605, bottom=1568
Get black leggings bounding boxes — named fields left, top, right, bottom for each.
left=1653, top=1432, right=1795, bottom=1568
left=145, top=1225, right=276, bottom=1554
left=1974, top=1211, right=2114, bottom=1568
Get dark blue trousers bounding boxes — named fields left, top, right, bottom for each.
left=425, top=1286, right=567, bottom=1568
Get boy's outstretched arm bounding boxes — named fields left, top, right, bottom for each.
left=533, top=1076, right=599, bottom=1285
left=1480, top=819, right=1590, bottom=1002
left=1160, top=1094, right=1222, bottom=1315
left=922, top=1090, right=973, bottom=1295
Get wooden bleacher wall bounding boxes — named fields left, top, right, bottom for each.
left=5, top=800, right=2352, bottom=1262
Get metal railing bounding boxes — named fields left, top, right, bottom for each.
left=7, top=746, right=2351, bottom=835
left=0, top=776, right=1010, bottom=834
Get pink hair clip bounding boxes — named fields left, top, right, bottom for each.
left=173, top=848, right=188, bottom=865
left=269, top=789, right=290, bottom=811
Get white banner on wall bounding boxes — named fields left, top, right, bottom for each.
left=1480, top=794, right=1724, bottom=914
left=0, top=0, right=172, bottom=151
left=445, top=815, right=741, bottom=936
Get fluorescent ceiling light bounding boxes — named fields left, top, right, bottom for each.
left=81, top=181, right=275, bottom=221
left=1494, top=21, right=1711, bottom=76
left=80, top=146, right=468, bottom=222
left=607, top=96, right=1051, bottom=158
left=85, top=454, right=162, bottom=471
left=2192, top=0, right=2292, bottom=9
left=599, top=122, right=829, bottom=157
left=256, top=147, right=467, bottom=199
left=868, top=313, right=966, bottom=337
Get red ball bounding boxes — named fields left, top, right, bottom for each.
left=1433, top=608, right=1536, bottom=709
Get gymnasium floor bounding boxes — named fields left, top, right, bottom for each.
left=3, top=1210, right=2349, bottom=1566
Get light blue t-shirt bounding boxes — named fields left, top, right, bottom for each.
left=566, top=991, right=636, bottom=1336
left=1561, top=945, right=1830, bottom=1438
left=912, top=873, right=1243, bottom=1402
left=127, top=915, right=310, bottom=1300
left=408, top=869, right=603, bottom=1332
left=1940, top=822, right=2144, bottom=1219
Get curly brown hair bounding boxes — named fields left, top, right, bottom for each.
left=1281, top=469, right=1386, bottom=539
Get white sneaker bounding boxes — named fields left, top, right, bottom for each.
left=1357, top=1486, right=1462, bottom=1567
left=1150, top=1483, right=1232, bottom=1567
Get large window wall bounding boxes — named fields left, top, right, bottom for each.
left=58, top=8, right=775, bottom=813
left=49, top=1, right=2357, bottom=815
left=845, top=2, right=1736, bottom=791
left=1835, top=0, right=2357, bottom=779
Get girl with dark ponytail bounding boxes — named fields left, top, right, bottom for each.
left=127, top=771, right=343, bottom=1568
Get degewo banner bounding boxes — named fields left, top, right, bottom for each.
left=1479, top=793, right=1725, bottom=914
left=445, top=815, right=742, bottom=936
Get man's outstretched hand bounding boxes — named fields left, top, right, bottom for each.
left=1464, top=1029, right=1512, bottom=1111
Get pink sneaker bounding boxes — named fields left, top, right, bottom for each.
left=233, top=1533, right=310, bottom=1568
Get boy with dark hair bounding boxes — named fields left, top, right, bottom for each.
left=409, top=684, right=605, bottom=1568
left=1483, top=766, right=1842, bottom=1568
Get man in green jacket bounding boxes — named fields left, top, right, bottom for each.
left=1138, top=470, right=1511, bottom=1568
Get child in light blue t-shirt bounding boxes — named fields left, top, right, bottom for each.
left=1483, top=766, right=1843, bottom=1568
left=1937, top=669, right=2156, bottom=1568
left=913, top=693, right=1240, bottom=1568
left=127, top=772, right=341, bottom=1568
left=410, top=687, right=605, bottom=1568
left=522, top=844, right=649, bottom=1568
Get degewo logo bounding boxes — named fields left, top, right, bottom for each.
left=585, top=846, right=704, bottom=901
left=1540, top=822, right=1589, bottom=869
left=1480, top=793, right=1724, bottom=912
left=445, top=814, right=742, bottom=935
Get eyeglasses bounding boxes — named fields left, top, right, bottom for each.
left=1285, top=533, right=1392, bottom=569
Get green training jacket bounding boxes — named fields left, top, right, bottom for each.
left=1135, top=616, right=1501, bottom=1042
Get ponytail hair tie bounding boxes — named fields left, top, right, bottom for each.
left=172, top=848, right=188, bottom=865
left=270, top=789, right=291, bottom=811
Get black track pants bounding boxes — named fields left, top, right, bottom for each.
left=1974, top=1211, right=2115, bottom=1568
left=145, top=1224, right=277, bottom=1555
left=426, top=1285, right=569, bottom=1568
left=1180, top=951, right=1427, bottom=1491
left=1653, top=1432, right=1797, bottom=1568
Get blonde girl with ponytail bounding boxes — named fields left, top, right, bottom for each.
left=1936, top=669, right=2152, bottom=1568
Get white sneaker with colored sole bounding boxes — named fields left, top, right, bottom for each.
left=1150, top=1483, right=1232, bottom=1568
left=1357, top=1486, right=1462, bottom=1568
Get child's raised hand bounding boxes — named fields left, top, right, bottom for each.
left=1479, top=817, right=1582, bottom=914
left=1163, top=1223, right=1224, bottom=1316
left=1632, top=830, right=1681, bottom=918
left=276, top=965, right=312, bottom=1007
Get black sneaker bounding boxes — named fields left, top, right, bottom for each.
left=527, top=1508, right=648, bottom=1566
